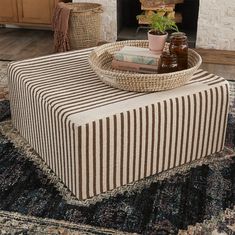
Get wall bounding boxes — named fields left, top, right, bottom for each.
left=73, top=0, right=117, bottom=42
left=196, top=0, right=235, bottom=50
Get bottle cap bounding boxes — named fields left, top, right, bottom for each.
left=170, top=32, right=187, bottom=40
left=171, top=32, right=186, bottom=37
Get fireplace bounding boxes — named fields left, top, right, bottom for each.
left=73, top=0, right=234, bottom=51
left=117, top=0, right=199, bottom=47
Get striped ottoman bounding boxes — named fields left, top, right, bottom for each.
left=8, top=48, right=229, bottom=201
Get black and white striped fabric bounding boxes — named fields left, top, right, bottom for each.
left=7, top=48, right=229, bottom=201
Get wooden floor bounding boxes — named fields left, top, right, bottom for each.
left=195, top=48, right=235, bottom=66
left=0, top=28, right=234, bottom=80
left=0, top=28, right=54, bottom=61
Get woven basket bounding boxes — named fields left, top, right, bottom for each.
left=88, top=40, right=202, bottom=92
left=66, top=3, right=103, bottom=49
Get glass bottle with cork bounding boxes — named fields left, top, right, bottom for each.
left=169, top=32, right=188, bottom=71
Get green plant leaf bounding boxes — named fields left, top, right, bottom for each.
left=144, top=12, right=179, bottom=34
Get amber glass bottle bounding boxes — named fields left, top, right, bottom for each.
left=169, top=32, right=188, bottom=70
left=158, top=52, right=178, bottom=74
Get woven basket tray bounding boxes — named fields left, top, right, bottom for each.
left=88, top=40, right=202, bottom=92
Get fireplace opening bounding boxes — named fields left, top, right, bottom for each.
left=117, top=0, right=199, bottom=47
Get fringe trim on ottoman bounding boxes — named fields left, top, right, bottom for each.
left=0, top=120, right=234, bottom=206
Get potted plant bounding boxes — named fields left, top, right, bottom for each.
left=137, top=10, right=179, bottom=53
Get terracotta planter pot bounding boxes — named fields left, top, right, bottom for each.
left=148, top=31, right=168, bottom=53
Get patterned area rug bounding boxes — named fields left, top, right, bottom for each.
left=0, top=61, right=9, bottom=101
left=0, top=210, right=132, bottom=235
left=0, top=61, right=235, bottom=234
